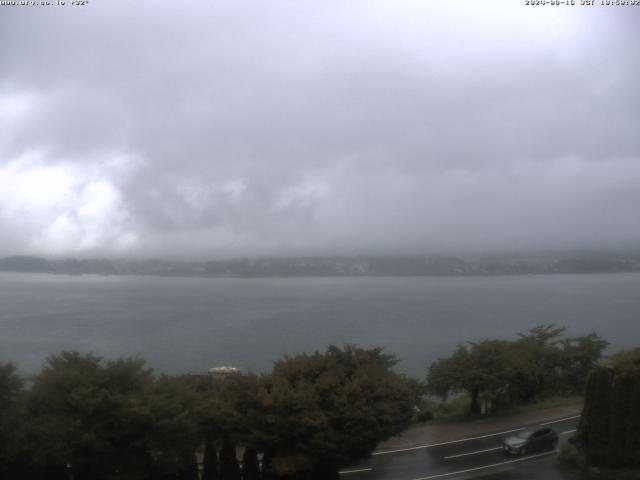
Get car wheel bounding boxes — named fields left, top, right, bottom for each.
left=520, top=447, right=527, bottom=456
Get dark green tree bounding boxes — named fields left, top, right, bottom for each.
left=176, top=451, right=199, bottom=480
left=260, top=452, right=277, bottom=480
left=606, top=373, right=635, bottom=465
left=613, top=348, right=640, bottom=468
left=427, top=325, right=609, bottom=413
left=427, top=340, right=515, bottom=414
left=577, top=347, right=640, bottom=468
left=426, top=348, right=463, bottom=402
left=193, top=373, right=264, bottom=480
left=579, top=367, right=614, bottom=465
left=144, top=375, right=201, bottom=479
left=24, top=352, right=203, bottom=480
left=26, top=352, right=156, bottom=479
left=241, top=448, right=260, bottom=480
left=0, top=363, right=25, bottom=477
left=560, top=332, right=609, bottom=394
left=202, top=436, right=219, bottom=480
left=511, top=324, right=567, bottom=401
left=258, top=345, right=417, bottom=478
left=624, top=381, right=640, bottom=467
left=219, top=438, right=241, bottom=480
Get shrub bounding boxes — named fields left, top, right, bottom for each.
left=415, top=409, right=434, bottom=423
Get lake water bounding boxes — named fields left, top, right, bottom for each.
left=1, top=272, right=639, bottom=378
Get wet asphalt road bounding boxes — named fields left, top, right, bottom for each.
left=339, top=415, right=582, bottom=480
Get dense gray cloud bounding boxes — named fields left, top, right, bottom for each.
left=0, top=0, right=639, bottom=258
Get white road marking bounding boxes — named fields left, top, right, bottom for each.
left=339, top=468, right=373, bottom=475
left=540, top=414, right=581, bottom=425
left=372, top=414, right=581, bottom=456
left=373, top=414, right=581, bottom=456
left=372, top=428, right=525, bottom=456
left=562, top=429, right=577, bottom=435
left=411, top=450, right=557, bottom=480
left=443, top=446, right=503, bottom=460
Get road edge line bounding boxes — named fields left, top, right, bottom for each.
left=372, top=414, right=581, bottom=456
left=443, top=446, right=503, bottom=460
left=339, top=468, right=373, bottom=474
left=411, top=450, right=557, bottom=480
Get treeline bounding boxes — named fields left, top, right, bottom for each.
left=576, top=348, right=640, bottom=469
left=3, top=254, right=640, bottom=277
left=0, top=346, right=418, bottom=480
left=426, top=325, right=608, bottom=414
left=0, top=327, right=618, bottom=479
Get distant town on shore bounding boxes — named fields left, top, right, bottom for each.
left=2, top=252, right=640, bottom=278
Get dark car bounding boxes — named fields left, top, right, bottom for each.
left=502, top=426, right=559, bottom=455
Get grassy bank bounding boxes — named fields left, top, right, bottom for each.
left=416, top=394, right=583, bottom=423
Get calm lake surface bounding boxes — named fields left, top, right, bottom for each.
left=1, top=272, right=639, bottom=377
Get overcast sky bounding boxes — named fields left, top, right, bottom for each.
left=1, top=0, right=638, bottom=259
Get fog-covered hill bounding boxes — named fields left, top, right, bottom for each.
left=2, top=254, right=640, bottom=277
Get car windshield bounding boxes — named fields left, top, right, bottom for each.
left=516, top=430, right=533, bottom=439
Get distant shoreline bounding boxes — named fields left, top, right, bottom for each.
left=2, top=253, right=640, bottom=279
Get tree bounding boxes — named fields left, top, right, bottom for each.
left=176, top=451, right=199, bottom=480
left=606, top=373, right=635, bottom=465
left=192, top=372, right=265, bottom=480
left=0, top=363, right=25, bottom=477
left=257, top=345, right=417, bottom=478
left=577, top=349, right=640, bottom=469
left=23, top=352, right=206, bottom=479
left=613, top=348, right=640, bottom=468
left=560, top=332, right=608, bottom=394
left=624, top=381, right=640, bottom=467
left=202, top=436, right=219, bottom=480
left=260, top=452, right=277, bottom=480
left=578, top=367, right=613, bottom=465
left=511, top=325, right=567, bottom=401
left=218, top=437, right=240, bottom=480
left=427, top=326, right=610, bottom=414
left=426, top=347, right=464, bottom=402
left=427, top=340, right=515, bottom=414
left=241, top=448, right=260, bottom=480
left=0, top=362, right=22, bottom=411
left=25, top=352, right=157, bottom=480
left=144, top=375, right=202, bottom=479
